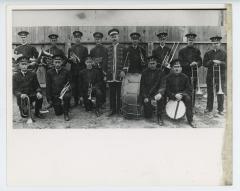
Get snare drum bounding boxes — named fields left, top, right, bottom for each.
left=165, top=100, right=186, bottom=120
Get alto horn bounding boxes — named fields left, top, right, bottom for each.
left=20, top=95, right=33, bottom=124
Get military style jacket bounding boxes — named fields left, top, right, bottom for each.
left=140, top=68, right=166, bottom=100
left=165, top=72, right=192, bottom=100
left=46, top=68, right=71, bottom=101
left=46, top=46, right=65, bottom=57
left=178, top=45, right=202, bottom=78
left=14, top=44, right=39, bottom=59
left=13, top=71, right=41, bottom=97
left=107, top=43, right=127, bottom=81
left=125, top=45, right=147, bottom=73
left=203, top=48, right=226, bottom=84
left=78, top=68, right=103, bottom=97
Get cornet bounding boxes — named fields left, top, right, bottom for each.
left=59, top=81, right=70, bottom=100
left=20, top=95, right=33, bottom=124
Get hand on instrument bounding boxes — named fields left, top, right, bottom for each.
left=69, top=56, right=77, bottom=63
left=213, top=60, right=222, bottom=65
left=120, top=71, right=126, bottom=78
left=190, top=61, right=198, bottom=67
left=175, top=93, right=182, bottom=100
left=36, top=92, right=43, bottom=99
left=154, top=93, right=162, bottom=101
left=144, top=98, right=149, bottom=103
left=20, top=94, right=27, bottom=99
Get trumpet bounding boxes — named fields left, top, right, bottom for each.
left=213, top=64, right=224, bottom=95
left=161, top=42, right=179, bottom=70
left=59, top=81, right=70, bottom=100
left=20, top=95, right=33, bottom=124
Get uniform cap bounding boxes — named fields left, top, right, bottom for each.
left=108, top=28, right=119, bottom=36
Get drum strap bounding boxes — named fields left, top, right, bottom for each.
left=174, top=100, right=180, bottom=119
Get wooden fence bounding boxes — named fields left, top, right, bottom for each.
left=12, top=26, right=227, bottom=86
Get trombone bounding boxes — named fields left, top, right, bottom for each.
left=213, top=63, right=224, bottom=95
left=196, top=65, right=203, bottom=95
left=161, top=42, right=179, bottom=70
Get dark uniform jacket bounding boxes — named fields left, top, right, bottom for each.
left=14, top=44, right=39, bottom=59
left=90, top=44, right=108, bottom=75
left=13, top=71, right=41, bottom=97
left=78, top=68, right=103, bottom=97
left=125, top=45, right=146, bottom=73
left=46, top=46, right=65, bottom=57
left=68, top=44, right=88, bottom=76
left=107, top=43, right=127, bottom=81
left=165, top=72, right=192, bottom=100
left=203, top=48, right=226, bottom=84
left=178, top=46, right=202, bottom=78
left=152, top=45, right=171, bottom=67
left=140, top=68, right=165, bottom=100
left=46, top=68, right=71, bottom=101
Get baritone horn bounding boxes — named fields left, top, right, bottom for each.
left=20, top=95, right=33, bottom=124
left=161, top=42, right=179, bottom=70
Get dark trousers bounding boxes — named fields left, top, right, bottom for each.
left=143, top=98, right=164, bottom=119
left=52, top=92, right=71, bottom=115
left=83, top=87, right=103, bottom=111
left=71, top=75, right=79, bottom=104
left=206, top=82, right=224, bottom=112
left=188, top=76, right=197, bottom=107
left=17, top=94, right=43, bottom=117
left=181, top=94, right=193, bottom=123
left=101, top=81, right=107, bottom=103
left=109, top=81, right=122, bottom=113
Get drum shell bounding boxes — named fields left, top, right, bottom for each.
left=165, top=100, right=186, bottom=120
left=121, top=73, right=142, bottom=119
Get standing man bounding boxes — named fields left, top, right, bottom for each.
left=165, top=59, right=196, bottom=128
left=152, top=32, right=172, bottom=74
left=14, top=31, right=39, bottom=71
left=107, top=28, right=127, bottom=116
left=140, top=56, right=165, bottom=125
left=203, top=36, right=226, bottom=115
left=45, top=34, right=65, bottom=57
left=90, top=32, right=108, bottom=105
left=13, top=56, right=44, bottom=120
left=178, top=33, right=202, bottom=107
left=46, top=54, right=71, bottom=121
left=68, top=30, right=88, bottom=107
left=124, top=32, right=147, bottom=74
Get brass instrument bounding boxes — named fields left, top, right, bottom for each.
left=87, top=83, right=96, bottom=104
left=213, top=63, right=224, bottom=95
left=190, top=67, right=195, bottom=107
left=70, top=50, right=80, bottom=63
left=196, top=66, right=203, bottom=95
left=59, top=81, right=70, bottom=100
left=20, top=95, right=33, bottom=124
left=161, top=42, right=179, bottom=70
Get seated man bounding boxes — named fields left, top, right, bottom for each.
left=165, top=59, right=196, bottom=128
left=46, top=54, right=71, bottom=121
left=78, top=56, right=104, bottom=116
left=13, top=56, right=44, bottom=120
left=140, top=56, right=165, bottom=125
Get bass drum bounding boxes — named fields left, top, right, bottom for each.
left=121, top=73, right=142, bottom=119
left=165, top=100, right=186, bottom=120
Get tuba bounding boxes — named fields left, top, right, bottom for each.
left=20, top=95, right=33, bottom=124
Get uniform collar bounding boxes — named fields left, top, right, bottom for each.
left=21, top=70, right=27, bottom=76
left=160, top=44, right=165, bottom=49
left=113, top=42, right=119, bottom=47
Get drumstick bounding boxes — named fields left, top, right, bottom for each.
left=174, top=100, right=180, bottom=119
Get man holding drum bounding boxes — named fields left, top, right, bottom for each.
left=165, top=59, right=196, bottom=128
left=140, top=56, right=165, bottom=126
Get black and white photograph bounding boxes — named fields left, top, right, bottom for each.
left=6, top=4, right=233, bottom=187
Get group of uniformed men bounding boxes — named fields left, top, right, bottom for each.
left=13, top=28, right=226, bottom=127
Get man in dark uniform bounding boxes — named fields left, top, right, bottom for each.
left=46, top=55, right=71, bottom=121
left=152, top=32, right=172, bottom=74
left=124, top=32, right=147, bottom=73
left=165, top=59, right=196, bottom=128
left=78, top=56, right=104, bottom=116
left=68, top=31, right=88, bottom=106
left=45, top=34, right=65, bottom=56
left=140, top=56, right=165, bottom=125
left=14, top=31, right=39, bottom=71
left=203, top=36, right=226, bottom=115
left=13, top=56, right=44, bottom=120
left=107, top=28, right=127, bottom=116
left=90, top=32, right=108, bottom=104
left=178, top=33, right=202, bottom=107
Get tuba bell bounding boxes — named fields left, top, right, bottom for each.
left=20, top=95, right=33, bottom=124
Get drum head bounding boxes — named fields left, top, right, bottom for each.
left=166, top=100, right=186, bottom=120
